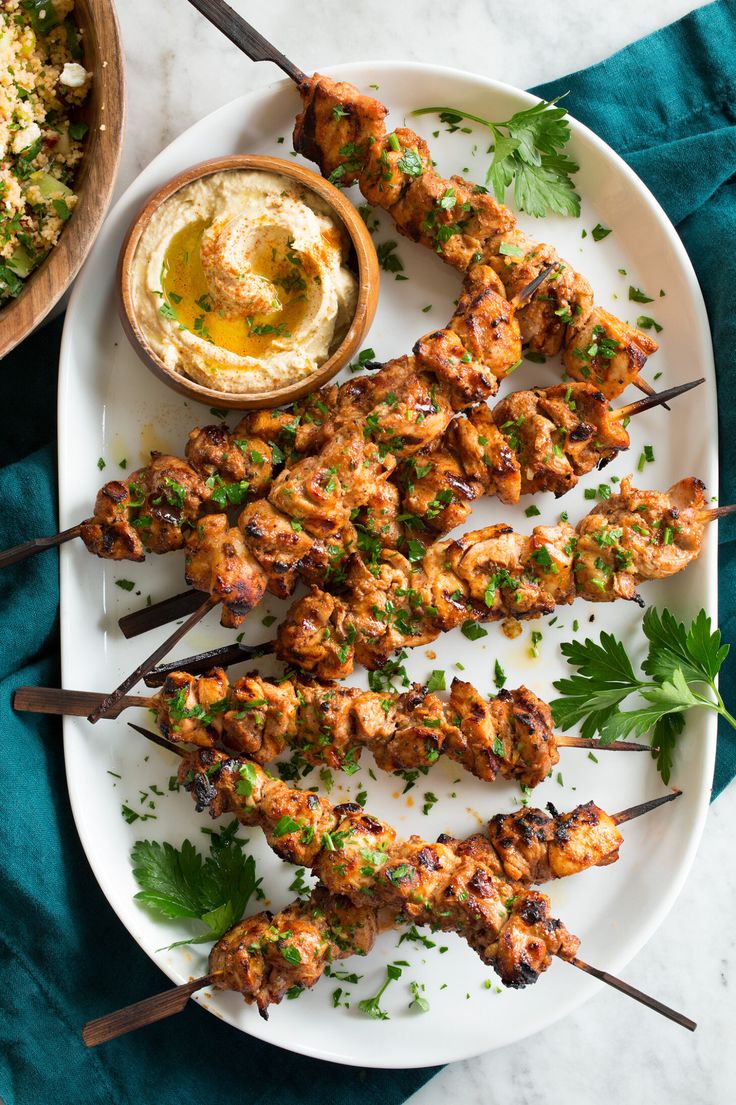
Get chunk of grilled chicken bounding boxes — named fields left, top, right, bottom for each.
left=237, top=499, right=354, bottom=599
left=574, top=475, right=707, bottom=601
left=185, top=748, right=595, bottom=988
left=80, top=454, right=211, bottom=561
left=154, top=667, right=560, bottom=787
left=294, top=74, right=658, bottom=398
left=398, top=382, right=629, bottom=536
left=184, top=514, right=267, bottom=628
left=185, top=424, right=273, bottom=494
left=210, top=887, right=378, bottom=1017
left=275, top=477, right=709, bottom=677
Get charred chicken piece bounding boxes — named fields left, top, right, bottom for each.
left=80, top=454, right=211, bottom=561
left=185, top=424, right=274, bottom=494
left=294, top=74, right=388, bottom=185
left=184, top=514, right=267, bottom=628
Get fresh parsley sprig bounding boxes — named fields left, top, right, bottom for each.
left=550, top=608, right=733, bottom=782
left=131, top=820, right=261, bottom=949
left=411, top=98, right=580, bottom=218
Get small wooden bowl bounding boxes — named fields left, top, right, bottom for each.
left=118, top=155, right=380, bottom=410
left=0, top=0, right=126, bottom=360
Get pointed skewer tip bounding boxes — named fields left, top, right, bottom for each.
left=613, top=377, right=704, bottom=421
left=511, top=263, right=556, bottom=308
left=612, top=788, right=682, bottom=825
left=567, top=956, right=695, bottom=1031
left=127, top=721, right=185, bottom=758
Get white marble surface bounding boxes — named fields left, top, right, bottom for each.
left=111, top=2, right=733, bottom=1102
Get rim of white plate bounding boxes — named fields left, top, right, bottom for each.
left=58, top=60, right=717, bottom=1067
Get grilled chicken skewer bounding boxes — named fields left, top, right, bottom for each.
left=81, top=724, right=689, bottom=1041
left=272, top=475, right=717, bottom=678
left=293, top=75, right=659, bottom=400
left=83, top=874, right=693, bottom=1046
left=15, top=667, right=650, bottom=790
left=181, top=1, right=659, bottom=399
left=119, top=476, right=729, bottom=690
left=174, top=747, right=676, bottom=913
left=118, top=378, right=697, bottom=640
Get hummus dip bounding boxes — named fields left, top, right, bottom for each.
left=130, top=170, right=358, bottom=394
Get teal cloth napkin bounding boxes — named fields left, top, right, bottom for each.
left=3, top=2, right=736, bottom=1100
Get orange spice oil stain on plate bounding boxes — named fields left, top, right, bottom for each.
left=160, top=219, right=312, bottom=364
left=139, top=421, right=165, bottom=461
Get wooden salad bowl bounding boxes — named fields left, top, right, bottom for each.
left=118, top=155, right=380, bottom=410
left=0, top=0, right=126, bottom=360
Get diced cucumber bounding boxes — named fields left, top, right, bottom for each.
left=27, top=170, right=74, bottom=198
left=7, top=244, right=35, bottom=278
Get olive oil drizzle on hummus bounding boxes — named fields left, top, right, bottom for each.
left=160, top=220, right=313, bottom=361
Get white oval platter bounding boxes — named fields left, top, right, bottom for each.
left=58, top=61, right=717, bottom=1067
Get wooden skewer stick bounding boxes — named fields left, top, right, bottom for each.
left=611, top=788, right=681, bottom=824
left=119, top=588, right=205, bottom=639
left=555, top=735, right=650, bottom=752
left=0, top=524, right=82, bottom=571
left=185, top=0, right=306, bottom=83
left=87, top=597, right=215, bottom=724
left=567, top=957, right=695, bottom=1031
left=612, top=377, right=704, bottom=421
left=701, top=502, right=736, bottom=521
left=82, top=972, right=220, bottom=1048
left=14, top=687, right=148, bottom=716
left=510, top=263, right=556, bottom=308
left=144, top=640, right=277, bottom=684
left=13, top=690, right=652, bottom=755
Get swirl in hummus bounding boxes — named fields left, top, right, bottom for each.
left=130, top=170, right=358, bottom=394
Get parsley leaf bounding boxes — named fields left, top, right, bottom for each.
left=412, top=97, right=580, bottom=217
left=130, top=820, right=260, bottom=948
left=550, top=607, right=734, bottom=782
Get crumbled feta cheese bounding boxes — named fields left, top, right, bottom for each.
left=12, top=122, right=41, bottom=154
left=59, top=62, right=89, bottom=88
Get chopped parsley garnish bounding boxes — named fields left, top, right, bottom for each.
left=426, top=669, right=446, bottom=693
left=461, top=620, right=488, bottom=641
left=628, top=285, right=654, bottom=304
left=636, top=315, right=663, bottom=333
